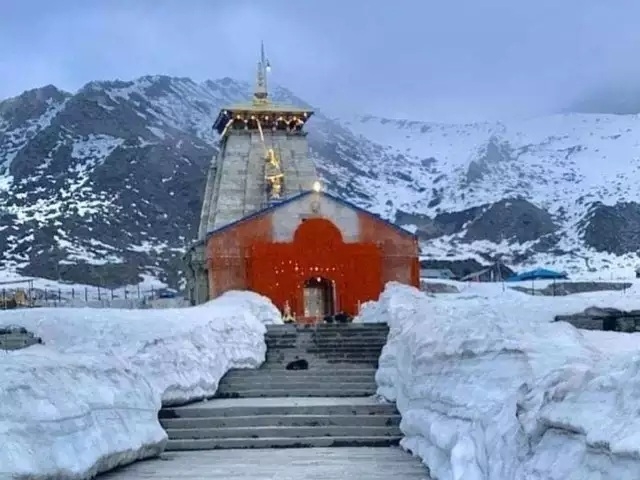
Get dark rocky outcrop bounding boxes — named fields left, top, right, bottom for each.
left=400, top=198, right=557, bottom=245
left=581, top=202, right=640, bottom=255
left=463, top=199, right=557, bottom=243
left=465, top=136, right=517, bottom=183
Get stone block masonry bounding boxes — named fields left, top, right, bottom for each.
left=197, top=131, right=318, bottom=238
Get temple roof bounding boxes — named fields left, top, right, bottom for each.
left=219, top=102, right=312, bottom=115
left=213, top=103, right=313, bottom=134
left=212, top=42, right=314, bottom=135
left=190, top=190, right=418, bottom=247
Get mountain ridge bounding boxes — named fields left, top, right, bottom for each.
left=1, top=75, right=640, bottom=287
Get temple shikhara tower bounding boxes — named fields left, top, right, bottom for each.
left=185, top=44, right=419, bottom=321
left=198, top=43, right=318, bottom=234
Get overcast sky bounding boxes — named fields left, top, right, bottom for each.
left=2, top=0, right=639, bottom=121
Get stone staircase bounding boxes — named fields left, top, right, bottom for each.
left=159, top=323, right=401, bottom=451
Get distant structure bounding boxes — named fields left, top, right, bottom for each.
left=0, top=325, right=42, bottom=350
left=184, top=44, right=419, bottom=320
left=420, top=268, right=456, bottom=280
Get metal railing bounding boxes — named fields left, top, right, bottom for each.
left=0, top=285, right=178, bottom=309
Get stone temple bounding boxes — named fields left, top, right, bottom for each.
left=184, top=44, right=419, bottom=321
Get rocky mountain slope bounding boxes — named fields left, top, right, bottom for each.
left=1, top=75, right=639, bottom=287
left=0, top=76, right=407, bottom=287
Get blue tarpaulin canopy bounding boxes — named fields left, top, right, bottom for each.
left=506, top=268, right=568, bottom=282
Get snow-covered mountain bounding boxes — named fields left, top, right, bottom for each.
left=1, top=75, right=639, bottom=287
left=341, top=113, right=640, bottom=276
left=0, top=76, right=410, bottom=287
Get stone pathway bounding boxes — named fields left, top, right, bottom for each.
left=101, top=447, right=431, bottom=479
left=102, top=324, right=432, bottom=478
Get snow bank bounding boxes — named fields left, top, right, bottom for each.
left=0, top=290, right=281, bottom=479
left=362, top=282, right=640, bottom=480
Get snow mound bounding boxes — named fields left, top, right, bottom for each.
left=0, top=290, right=282, bottom=479
left=363, top=282, right=640, bottom=480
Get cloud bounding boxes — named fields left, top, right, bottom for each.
left=2, top=0, right=640, bottom=121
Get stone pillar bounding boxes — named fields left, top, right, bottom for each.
left=195, top=266, right=209, bottom=304
left=184, top=243, right=210, bottom=305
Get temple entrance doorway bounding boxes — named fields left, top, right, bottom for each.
left=302, top=277, right=335, bottom=318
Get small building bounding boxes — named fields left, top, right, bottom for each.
left=460, top=262, right=514, bottom=282
left=190, top=190, right=419, bottom=320
left=0, top=325, right=43, bottom=350
left=506, top=268, right=568, bottom=282
left=420, top=268, right=456, bottom=280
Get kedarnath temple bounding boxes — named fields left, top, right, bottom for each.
left=184, top=43, right=419, bottom=322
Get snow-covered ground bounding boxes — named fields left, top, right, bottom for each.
left=0, top=291, right=282, bottom=479
left=360, top=281, right=640, bottom=480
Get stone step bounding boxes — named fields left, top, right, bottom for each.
left=305, top=337, right=388, bottom=343
left=222, top=368, right=378, bottom=378
left=266, top=324, right=389, bottom=330
left=265, top=345, right=386, bottom=352
left=219, top=373, right=375, bottom=382
left=266, top=328, right=389, bottom=334
left=265, top=328, right=389, bottom=334
left=165, top=435, right=402, bottom=450
left=264, top=337, right=389, bottom=344
left=264, top=331, right=389, bottom=341
left=161, top=414, right=400, bottom=429
left=263, top=358, right=381, bottom=365
left=214, top=388, right=375, bottom=398
left=219, top=375, right=376, bottom=383
left=260, top=363, right=380, bottom=370
left=217, top=381, right=375, bottom=389
left=262, top=360, right=379, bottom=365
left=259, top=363, right=380, bottom=370
left=305, top=339, right=387, bottom=344
left=215, top=388, right=376, bottom=397
left=166, top=425, right=402, bottom=439
left=159, top=399, right=398, bottom=419
left=302, top=326, right=390, bottom=331
left=266, top=342, right=387, bottom=348
left=265, top=341, right=387, bottom=348
left=268, top=326, right=388, bottom=330
left=265, top=349, right=383, bottom=356
left=263, top=353, right=384, bottom=359
left=265, top=337, right=388, bottom=343
left=217, top=380, right=376, bottom=390
left=265, top=332, right=389, bottom=339
left=255, top=364, right=380, bottom=371
left=302, top=347, right=385, bottom=354
left=263, top=355, right=381, bottom=363
left=112, top=447, right=430, bottom=479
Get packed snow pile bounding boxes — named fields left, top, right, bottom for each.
left=0, top=290, right=282, bottom=479
left=362, top=282, right=640, bottom=480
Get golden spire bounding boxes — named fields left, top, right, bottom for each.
left=253, top=41, right=271, bottom=105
